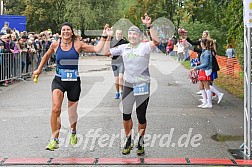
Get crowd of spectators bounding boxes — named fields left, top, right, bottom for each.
left=0, top=22, right=103, bottom=86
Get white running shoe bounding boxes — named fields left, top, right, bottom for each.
left=217, top=93, right=224, bottom=104
left=198, top=103, right=206, bottom=108
left=201, top=103, right=213, bottom=109
left=196, top=91, right=202, bottom=95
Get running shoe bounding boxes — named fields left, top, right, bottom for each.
left=198, top=103, right=206, bottom=108
left=70, top=134, right=78, bottom=146
left=137, top=143, right=145, bottom=155
left=217, top=93, right=224, bottom=104
left=45, top=140, right=59, bottom=151
left=122, top=138, right=133, bottom=155
left=201, top=103, right=213, bottom=109
left=115, top=92, right=120, bottom=99
left=196, top=91, right=201, bottom=95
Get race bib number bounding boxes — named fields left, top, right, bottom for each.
left=60, top=69, right=78, bottom=81
left=133, top=83, right=149, bottom=96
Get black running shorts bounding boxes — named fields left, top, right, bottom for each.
left=51, top=76, right=81, bottom=102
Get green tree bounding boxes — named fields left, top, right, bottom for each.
left=64, top=0, right=94, bottom=35
left=180, top=21, right=226, bottom=54
left=221, top=0, right=243, bottom=67
left=2, top=0, right=26, bottom=15
left=20, top=0, right=67, bottom=33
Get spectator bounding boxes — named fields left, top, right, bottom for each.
left=0, top=34, right=12, bottom=53
left=192, top=39, right=212, bottom=109
left=225, top=44, right=235, bottom=58
left=225, top=44, right=235, bottom=75
left=1, top=22, right=9, bottom=34
left=15, top=38, right=26, bottom=73
left=110, top=29, right=128, bottom=99
left=27, top=39, right=36, bottom=71
left=21, top=35, right=30, bottom=73
left=34, top=38, right=42, bottom=69
left=175, top=37, right=185, bottom=61
left=184, top=30, right=223, bottom=104
left=0, top=34, right=13, bottom=85
left=166, top=38, right=173, bottom=55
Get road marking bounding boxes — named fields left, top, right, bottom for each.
left=1, top=157, right=252, bottom=165
left=3, top=158, right=49, bottom=165
left=189, top=158, right=234, bottom=165
left=236, top=159, right=252, bottom=165
left=51, top=158, right=95, bottom=164
left=144, top=158, right=187, bottom=164
left=97, top=158, right=141, bottom=164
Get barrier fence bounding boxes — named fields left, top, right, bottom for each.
left=0, top=49, right=52, bottom=84
left=216, top=55, right=242, bottom=77
left=189, top=51, right=242, bottom=77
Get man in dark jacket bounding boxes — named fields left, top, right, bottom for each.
left=0, top=34, right=12, bottom=53
left=0, top=34, right=13, bottom=85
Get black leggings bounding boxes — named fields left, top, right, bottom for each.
left=122, top=82, right=149, bottom=124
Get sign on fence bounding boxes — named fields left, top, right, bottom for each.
left=244, top=0, right=252, bottom=27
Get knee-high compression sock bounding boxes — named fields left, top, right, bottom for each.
left=210, top=85, right=221, bottom=96
left=206, top=90, right=212, bottom=105
left=200, top=90, right=207, bottom=104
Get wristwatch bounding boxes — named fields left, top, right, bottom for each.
left=147, top=25, right=153, bottom=29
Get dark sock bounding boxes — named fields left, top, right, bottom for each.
left=138, top=136, right=144, bottom=147
left=71, top=130, right=76, bottom=134
left=125, top=135, right=131, bottom=148
left=53, top=138, right=59, bottom=143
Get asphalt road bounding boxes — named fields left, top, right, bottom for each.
left=0, top=53, right=244, bottom=166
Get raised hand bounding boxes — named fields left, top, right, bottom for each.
left=141, top=13, right=152, bottom=26
left=106, top=27, right=113, bottom=37
left=102, top=24, right=110, bottom=36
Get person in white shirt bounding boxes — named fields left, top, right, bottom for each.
left=104, top=13, right=159, bottom=156
left=176, top=38, right=185, bottom=61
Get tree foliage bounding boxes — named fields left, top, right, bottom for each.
left=221, top=0, right=243, bottom=67
left=3, top=0, right=25, bottom=15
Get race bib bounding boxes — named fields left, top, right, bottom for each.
left=60, top=69, right=78, bottom=81
left=133, top=82, right=149, bottom=96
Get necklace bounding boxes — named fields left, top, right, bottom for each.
left=62, top=40, right=72, bottom=47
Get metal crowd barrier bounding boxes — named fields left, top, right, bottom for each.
left=0, top=50, right=51, bottom=84
left=0, top=48, right=96, bottom=84
left=0, top=52, right=31, bottom=83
